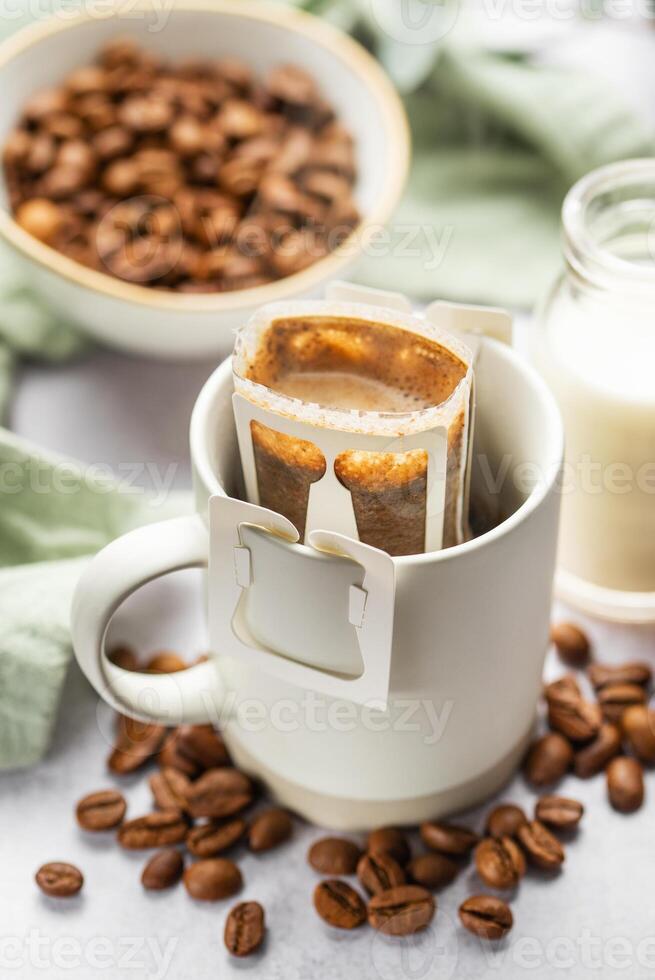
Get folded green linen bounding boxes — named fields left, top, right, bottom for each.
left=0, top=430, right=189, bottom=768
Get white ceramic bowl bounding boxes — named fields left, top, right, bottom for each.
left=0, top=0, right=409, bottom=359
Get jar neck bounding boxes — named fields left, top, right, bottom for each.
left=563, top=159, right=655, bottom=299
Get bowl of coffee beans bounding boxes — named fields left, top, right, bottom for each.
left=0, top=1, right=409, bottom=358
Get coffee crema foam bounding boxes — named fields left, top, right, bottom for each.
left=244, top=315, right=468, bottom=411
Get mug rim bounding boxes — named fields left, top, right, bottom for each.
left=190, top=338, right=564, bottom=565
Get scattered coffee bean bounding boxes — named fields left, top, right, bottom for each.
left=107, top=645, right=138, bottom=670
left=108, top=716, right=166, bottom=774
left=248, top=808, right=292, bottom=852
left=367, top=827, right=410, bottom=866
left=183, top=858, right=242, bottom=901
left=535, top=796, right=584, bottom=831
left=420, top=821, right=478, bottom=857
left=588, top=661, right=652, bottom=691
left=597, top=683, right=646, bottom=724
left=117, top=810, right=188, bottom=849
left=36, top=862, right=83, bottom=898
left=474, top=836, right=525, bottom=889
left=550, top=622, right=590, bottom=667
left=459, top=894, right=512, bottom=940
left=187, top=818, right=247, bottom=858
left=606, top=756, right=644, bottom=813
left=544, top=674, right=581, bottom=702
left=75, top=789, right=126, bottom=831
left=159, top=725, right=228, bottom=776
left=485, top=804, right=527, bottom=839
left=367, top=885, right=435, bottom=936
left=357, top=853, right=406, bottom=896
left=149, top=767, right=191, bottom=813
left=517, top=820, right=565, bottom=870
left=547, top=691, right=601, bottom=743
left=621, top=705, right=655, bottom=764
left=574, top=723, right=622, bottom=778
left=406, top=852, right=458, bottom=890
left=141, top=848, right=184, bottom=890
left=308, top=837, right=362, bottom=875
left=314, top=879, right=366, bottom=929
left=145, top=651, right=188, bottom=673
left=524, top=732, right=573, bottom=786
left=224, top=901, right=265, bottom=957
left=185, top=768, right=253, bottom=819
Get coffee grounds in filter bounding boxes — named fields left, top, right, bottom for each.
left=233, top=310, right=472, bottom=556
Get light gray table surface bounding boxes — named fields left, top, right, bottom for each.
left=3, top=19, right=655, bottom=980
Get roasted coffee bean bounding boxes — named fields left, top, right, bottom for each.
left=550, top=622, right=590, bottom=667
left=597, top=683, right=646, bottom=723
left=107, top=645, right=138, bottom=671
left=474, top=836, right=525, bottom=890
left=420, top=821, right=479, bottom=857
left=367, top=827, right=410, bottom=866
left=76, top=789, right=126, bottom=830
left=187, top=818, right=247, bottom=858
left=145, top=651, right=188, bottom=673
left=248, top=808, right=292, bottom=852
left=314, top=879, right=366, bottom=929
left=308, top=837, right=362, bottom=875
left=357, top=853, right=406, bottom=896
left=574, top=723, right=622, bottom=778
left=606, top=756, right=644, bottom=813
left=15, top=198, right=64, bottom=244
left=159, top=725, right=229, bottom=776
left=267, top=64, right=318, bottom=107
left=108, top=716, right=166, bottom=774
left=183, top=858, right=242, bottom=901
left=35, top=862, right=83, bottom=898
left=117, top=810, right=187, bottom=849
left=93, top=125, right=133, bottom=161
left=224, top=901, right=265, bottom=957
left=622, top=705, right=655, bottom=764
left=485, top=804, right=527, bottom=839
left=544, top=673, right=581, bottom=703
left=186, top=769, right=253, bottom=819
left=535, top=796, right=584, bottom=830
left=547, top=688, right=601, bottom=742
left=141, top=848, right=184, bottom=890
left=517, top=820, right=565, bottom=870
left=459, top=895, right=513, bottom=940
left=3, top=43, right=359, bottom=295
left=367, top=885, right=435, bottom=936
left=588, top=661, right=652, bottom=691
left=524, top=732, right=573, bottom=786
left=149, top=768, right=191, bottom=813
left=406, top=852, right=458, bottom=890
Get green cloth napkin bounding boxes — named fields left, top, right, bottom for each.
left=0, top=429, right=189, bottom=768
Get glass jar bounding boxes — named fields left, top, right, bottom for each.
left=530, top=159, right=655, bottom=622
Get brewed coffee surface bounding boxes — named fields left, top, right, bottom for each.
left=244, top=315, right=468, bottom=410
left=270, top=370, right=428, bottom=413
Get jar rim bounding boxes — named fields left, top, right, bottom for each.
left=562, top=158, right=655, bottom=293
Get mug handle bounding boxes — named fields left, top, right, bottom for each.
left=71, top=514, right=224, bottom=725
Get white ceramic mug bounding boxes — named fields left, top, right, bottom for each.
left=72, top=302, right=563, bottom=830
